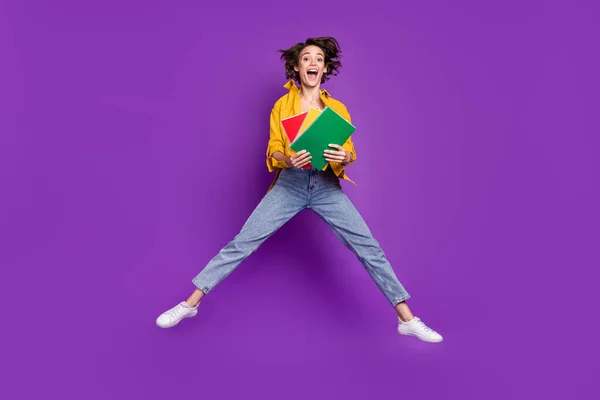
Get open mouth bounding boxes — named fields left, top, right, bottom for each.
left=307, top=68, right=318, bottom=78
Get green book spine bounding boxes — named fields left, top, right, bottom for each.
left=290, top=107, right=356, bottom=170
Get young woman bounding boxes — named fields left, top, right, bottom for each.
left=156, top=37, right=443, bottom=343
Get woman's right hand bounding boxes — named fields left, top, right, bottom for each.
left=288, top=150, right=311, bottom=169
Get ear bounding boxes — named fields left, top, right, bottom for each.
left=294, top=65, right=299, bottom=72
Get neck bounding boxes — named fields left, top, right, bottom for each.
left=300, top=84, right=321, bottom=101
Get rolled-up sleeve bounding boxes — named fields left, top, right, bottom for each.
left=340, top=106, right=357, bottom=166
left=266, top=104, right=289, bottom=171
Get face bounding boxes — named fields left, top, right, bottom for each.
left=294, top=45, right=327, bottom=88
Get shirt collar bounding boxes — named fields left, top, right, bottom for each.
left=284, top=79, right=330, bottom=98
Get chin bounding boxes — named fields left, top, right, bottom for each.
left=302, top=76, right=321, bottom=87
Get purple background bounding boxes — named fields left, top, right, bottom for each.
left=1, top=1, right=598, bottom=399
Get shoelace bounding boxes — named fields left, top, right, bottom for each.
left=415, top=318, right=433, bottom=333
left=167, top=304, right=185, bottom=320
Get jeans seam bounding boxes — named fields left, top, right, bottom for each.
left=311, top=207, right=409, bottom=306
left=191, top=207, right=305, bottom=294
left=311, top=209, right=387, bottom=283
left=392, top=294, right=411, bottom=307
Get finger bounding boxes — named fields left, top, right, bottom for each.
left=295, top=155, right=312, bottom=167
left=324, top=151, right=344, bottom=160
left=290, top=150, right=305, bottom=160
left=297, top=152, right=311, bottom=162
left=301, top=156, right=313, bottom=165
left=328, top=144, right=343, bottom=151
left=297, top=158, right=311, bottom=168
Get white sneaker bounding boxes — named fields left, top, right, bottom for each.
left=398, top=317, right=443, bottom=343
left=156, top=301, right=199, bottom=328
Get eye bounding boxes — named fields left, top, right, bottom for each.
left=317, top=58, right=323, bottom=62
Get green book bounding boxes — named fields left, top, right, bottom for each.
left=290, top=106, right=356, bottom=170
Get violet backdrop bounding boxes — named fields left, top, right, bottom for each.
left=1, top=0, right=598, bottom=399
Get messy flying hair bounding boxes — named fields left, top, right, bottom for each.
left=278, top=37, right=342, bottom=84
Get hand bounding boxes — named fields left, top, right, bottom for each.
left=288, top=150, right=312, bottom=169
left=324, top=144, right=349, bottom=164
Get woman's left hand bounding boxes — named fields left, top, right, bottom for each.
left=324, top=144, right=349, bottom=164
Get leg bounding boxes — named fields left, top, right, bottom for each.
left=156, top=182, right=306, bottom=328
left=310, top=187, right=443, bottom=342
left=191, top=182, right=306, bottom=295
left=310, top=189, right=410, bottom=308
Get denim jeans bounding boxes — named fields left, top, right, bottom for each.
left=192, top=167, right=410, bottom=306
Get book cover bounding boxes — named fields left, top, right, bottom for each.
left=297, top=107, right=322, bottom=138
left=280, top=111, right=311, bottom=169
left=290, top=106, right=356, bottom=171
left=295, top=108, right=322, bottom=169
left=282, top=108, right=321, bottom=170
left=280, top=111, right=308, bottom=143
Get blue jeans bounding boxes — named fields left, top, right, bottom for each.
left=192, top=167, right=410, bottom=306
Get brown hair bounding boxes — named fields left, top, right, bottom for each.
left=278, top=37, right=342, bottom=84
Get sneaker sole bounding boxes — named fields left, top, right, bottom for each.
left=398, top=329, right=443, bottom=343
left=157, top=310, right=198, bottom=328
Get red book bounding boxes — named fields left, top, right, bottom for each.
left=281, top=111, right=310, bottom=169
left=281, top=112, right=310, bottom=169
left=281, top=112, right=308, bottom=142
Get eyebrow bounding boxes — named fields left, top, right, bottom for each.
left=302, top=51, right=324, bottom=57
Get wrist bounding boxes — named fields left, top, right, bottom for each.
left=342, top=152, right=351, bottom=165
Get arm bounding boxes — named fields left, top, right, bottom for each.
left=266, top=104, right=291, bottom=171
left=341, top=106, right=356, bottom=166
left=341, top=137, right=356, bottom=166
left=271, top=151, right=292, bottom=167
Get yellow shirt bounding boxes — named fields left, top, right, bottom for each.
left=266, top=80, right=357, bottom=190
